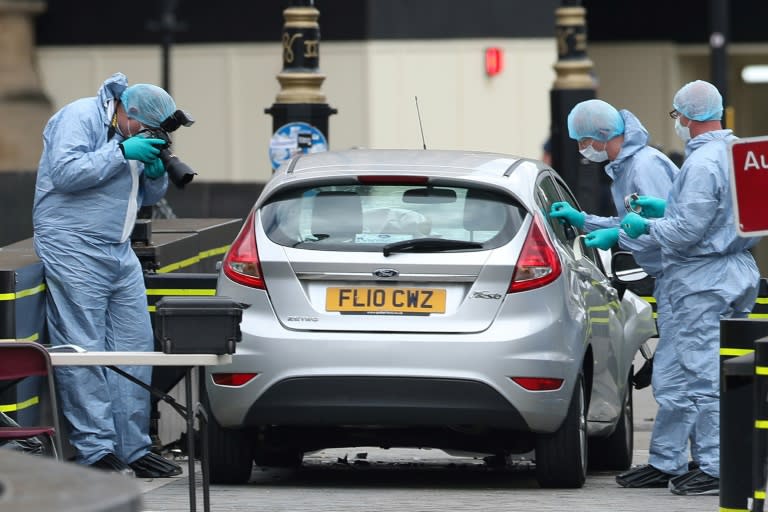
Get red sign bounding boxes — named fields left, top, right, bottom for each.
left=729, top=136, right=768, bottom=236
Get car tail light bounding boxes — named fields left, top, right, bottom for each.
left=212, top=373, right=259, bottom=387
left=222, top=211, right=265, bottom=289
left=510, top=377, right=564, bottom=391
left=508, top=214, right=562, bottom=293
left=357, top=175, right=428, bottom=185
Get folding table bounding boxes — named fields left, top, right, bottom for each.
left=49, top=351, right=232, bottom=512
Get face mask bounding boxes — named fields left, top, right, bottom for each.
left=579, top=144, right=609, bottom=163
left=675, top=117, right=691, bottom=142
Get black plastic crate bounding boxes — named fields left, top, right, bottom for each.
left=154, top=296, right=242, bottom=354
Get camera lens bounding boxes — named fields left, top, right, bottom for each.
left=160, top=148, right=196, bottom=188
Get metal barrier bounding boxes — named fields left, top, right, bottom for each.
left=720, top=321, right=768, bottom=512
left=754, top=338, right=768, bottom=512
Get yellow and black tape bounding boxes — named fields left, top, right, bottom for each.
left=0, top=283, right=46, bottom=302
left=156, top=245, right=229, bottom=274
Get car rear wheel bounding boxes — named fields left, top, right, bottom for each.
left=588, top=372, right=633, bottom=471
left=253, top=446, right=304, bottom=468
left=535, top=373, right=587, bottom=488
left=205, top=396, right=255, bottom=484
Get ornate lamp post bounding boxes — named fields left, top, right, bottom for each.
left=549, top=0, right=606, bottom=215
left=265, top=0, right=337, bottom=172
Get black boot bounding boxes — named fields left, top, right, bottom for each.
left=129, top=452, right=183, bottom=478
left=89, top=453, right=135, bottom=477
left=616, top=464, right=674, bottom=488
left=668, top=469, right=719, bottom=496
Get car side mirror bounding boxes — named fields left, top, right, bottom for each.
left=611, top=251, right=649, bottom=283
left=610, top=250, right=655, bottom=301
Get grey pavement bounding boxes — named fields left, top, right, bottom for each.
left=138, top=341, right=720, bottom=511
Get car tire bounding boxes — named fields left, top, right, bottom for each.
left=204, top=394, right=255, bottom=484
left=253, top=446, right=304, bottom=468
left=535, top=373, right=587, bottom=488
left=588, top=372, right=633, bottom=471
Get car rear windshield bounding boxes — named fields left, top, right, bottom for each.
left=260, top=183, right=526, bottom=251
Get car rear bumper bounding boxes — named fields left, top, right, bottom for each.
left=205, top=325, right=581, bottom=433
left=239, top=376, right=530, bottom=428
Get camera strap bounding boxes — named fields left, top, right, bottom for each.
left=107, top=110, right=118, bottom=141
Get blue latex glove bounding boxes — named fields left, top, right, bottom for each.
left=584, top=227, right=620, bottom=250
left=630, top=195, right=666, bottom=218
left=143, top=158, right=166, bottom=179
left=549, top=201, right=586, bottom=229
left=120, top=137, right=165, bottom=163
left=621, top=212, right=650, bottom=239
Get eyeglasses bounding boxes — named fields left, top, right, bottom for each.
left=577, top=138, right=605, bottom=150
left=669, top=110, right=681, bottom=119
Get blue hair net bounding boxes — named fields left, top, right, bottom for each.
left=672, top=80, right=723, bottom=121
left=567, top=99, right=625, bottom=141
left=120, top=84, right=176, bottom=128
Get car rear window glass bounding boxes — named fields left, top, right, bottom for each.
left=260, top=184, right=526, bottom=251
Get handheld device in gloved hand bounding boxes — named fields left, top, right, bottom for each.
left=624, top=192, right=641, bottom=214
left=621, top=212, right=650, bottom=238
left=631, top=195, right=666, bottom=218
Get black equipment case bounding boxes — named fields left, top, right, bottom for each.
left=154, top=296, right=243, bottom=354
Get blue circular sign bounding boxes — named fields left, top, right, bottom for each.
left=269, top=121, right=328, bottom=171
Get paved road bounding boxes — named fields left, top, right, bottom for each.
left=139, top=343, right=719, bottom=511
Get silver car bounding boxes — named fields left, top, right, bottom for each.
left=206, top=149, right=656, bottom=488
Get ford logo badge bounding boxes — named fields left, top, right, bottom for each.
left=373, top=268, right=399, bottom=278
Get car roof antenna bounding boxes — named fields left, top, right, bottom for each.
left=415, top=96, right=427, bottom=149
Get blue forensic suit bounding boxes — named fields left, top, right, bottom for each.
left=647, top=129, right=760, bottom=478
left=32, top=73, right=169, bottom=465
left=582, top=110, right=686, bottom=475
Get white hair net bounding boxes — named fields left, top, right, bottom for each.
left=672, top=80, right=723, bottom=121
left=120, top=84, right=176, bottom=128
left=567, top=99, right=625, bottom=141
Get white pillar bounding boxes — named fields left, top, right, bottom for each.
left=0, top=0, right=51, bottom=171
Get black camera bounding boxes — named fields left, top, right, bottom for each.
left=144, top=110, right=196, bottom=189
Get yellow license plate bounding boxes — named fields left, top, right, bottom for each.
left=326, top=287, right=446, bottom=314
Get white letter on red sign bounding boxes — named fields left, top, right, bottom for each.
left=744, top=150, right=768, bottom=171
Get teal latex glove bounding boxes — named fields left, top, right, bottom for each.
left=549, top=201, right=586, bottom=229
left=621, top=212, right=650, bottom=239
left=631, top=195, right=666, bottom=218
left=584, top=227, right=620, bottom=250
left=143, top=158, right=166, bottom=179
left=119, top=137, right=165, bottom=163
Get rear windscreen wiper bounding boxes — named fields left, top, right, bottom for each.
left=383, top=238, right=483, bottom=257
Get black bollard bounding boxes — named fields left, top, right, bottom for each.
left=754, top=337, right=768, bottom=512
left=720, top=319, right=768, bottom=511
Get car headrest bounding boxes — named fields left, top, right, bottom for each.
left=463, top=189, right=506, bottom=232
left=311, top=191, right=363, bottom=239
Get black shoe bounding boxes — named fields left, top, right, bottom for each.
left=88, top=453, right=135, bottom=477
left=129, top=452, right=183, bottom=478
left=668, top=468, right=719, bottom=496
left=616, top=464, right=674, bottom=488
